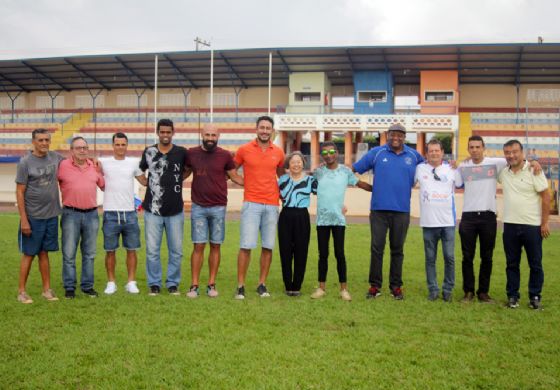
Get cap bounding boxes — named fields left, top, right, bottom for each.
left=388, top=124, right=406, bottom=133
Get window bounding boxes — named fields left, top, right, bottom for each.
left=331, top=96, right=354, bottom=110
left=75, top=95, right=105, bottom=108
left=357, top=91, right=387, bottom=103
left=425, top=91, right=454, bottom=102
left=294, top=92, right=320, bottom=102
left=36, top=96, right=65, bottom=109
left=117, top=94, right=147, bottom=107
left=160, top=93, right=189, bottom=107
left=207, top=93, right=236, bottom=107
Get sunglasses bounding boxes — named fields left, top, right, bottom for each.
left=432, top=168, right=441, bottom=181
left=321, top=149, right=337, bottom=156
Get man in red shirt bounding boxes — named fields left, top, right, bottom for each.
left=58, top=136, right=105, bottom=299
left=233, top=116, right=285, bottom=299
left=185, top=124, right=243, bottom=298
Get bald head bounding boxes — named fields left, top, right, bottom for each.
left=201, top=123, right=219, bottom=151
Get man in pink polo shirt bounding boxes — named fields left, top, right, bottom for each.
left=58, top=136, right=105, bottom=299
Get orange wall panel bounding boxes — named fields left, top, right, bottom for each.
left=420, top=70, right=459, bottom=114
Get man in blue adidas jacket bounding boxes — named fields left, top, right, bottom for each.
left=353, top=124, right=424, bottom=300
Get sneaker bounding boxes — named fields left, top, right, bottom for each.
left=234, top=286, right=245, bottom=300
left=168, top=286, right=180, bottom=296
left=206, top=284, right=219, bottom=298
left=340, top=289, right=352, bottom=301
left=291, top=291, right=301, bottom=297
left=41, top=289, right=59, bottom=301
left=461, top=292, right=475, bottom=303
left=125, top=281, right=140, bottom=294
left=366, top=286, right=381, bottom=299
left=65, top=290, right=75, bottom=299
left=391, top=287, right=404, bottom=300
left=17, top=291, right=33, bottom=304
left=310, top=287, right=326, bottom=299
left=506, top=297, right=519, bottom=309
left=529, top=296, right=542, bottom=310
left=148, top=285, right=160, bottom=296
left=285, top=291, right=293, bottom=297
left=104, top=281, right=117, bottom=295
left=477, top=293, right=494, bottom=304
left=428, top=291, right=439, bottom=301
left=186, top=285, right=200, bottom=299
left=442, top=292, right=452, bottom=302
left=256, top=284, right=270, bottom=298
left=82, top=288, right=99, bottom=298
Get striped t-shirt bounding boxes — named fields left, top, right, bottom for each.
left=278, top=174, right=317, bottom=208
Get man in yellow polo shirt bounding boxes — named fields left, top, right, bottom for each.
left=498, top=139, right=550, bottom=310
left=233, top=115, right=285, bottom=299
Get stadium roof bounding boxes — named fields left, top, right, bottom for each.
left=1, top=43, right=560, bottom=92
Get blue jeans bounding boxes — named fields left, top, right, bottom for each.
left=61, top=208, right=99, bottom=291
left=144, top=210, right=184, bottom=288
left=423, top=226, right=455, bottom=295
left=190, top=203, right=226, bottom=244
left=503, top=223, right=544, bottom=299
left=240, top=202, right=279, bottom=250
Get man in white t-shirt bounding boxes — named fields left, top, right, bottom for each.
left=99, top=132, right=147, bottom=294
left=415, top=139, right=457, bottom=302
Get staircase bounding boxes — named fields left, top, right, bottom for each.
left=53, top=112, right=92, bottom=149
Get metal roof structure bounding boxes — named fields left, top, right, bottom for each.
left=1, top=43, right=560, bottom=93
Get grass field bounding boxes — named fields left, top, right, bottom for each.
left=1, top=212, right=559, bottom=389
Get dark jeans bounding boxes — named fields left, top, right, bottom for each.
left=317, top=226, right=346, bottom=283
left=503, top=223, right=544, bottom=299
left=369, top=211, right=410, bottom=289
left=278, top=207, right=310, bottom=291
left=459, top=211, right=497, bottom=295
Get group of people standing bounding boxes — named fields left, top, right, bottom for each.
left=16, top=117, right=550, bottom=309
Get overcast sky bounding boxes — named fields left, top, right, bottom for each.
left=1, top=0, right=559, bottom=60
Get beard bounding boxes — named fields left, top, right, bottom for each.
left=202, top=140, right=217, bottom=151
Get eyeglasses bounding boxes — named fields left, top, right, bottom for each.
left=73, top=146, right=88, bottom=151
left=432, top=168, right=441, bottom=181
left=321, top=149, right=337, bottom=156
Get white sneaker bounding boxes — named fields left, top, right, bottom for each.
left=104, top=281, right=117, bottom=295
left=310, top=288, right=326, bottom=299
left=340, top=289, right=352, bottom=301
left=125, top=281, right=140, bottom=294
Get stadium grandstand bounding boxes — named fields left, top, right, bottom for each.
left=1, top=43, right=559, bottom=212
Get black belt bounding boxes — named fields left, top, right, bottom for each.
left=64, top=206, right=98, bottom=213
left=463, top=211, right=495, bottom=216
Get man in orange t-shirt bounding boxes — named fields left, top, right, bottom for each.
left=233, top=115, right=285, bottom=299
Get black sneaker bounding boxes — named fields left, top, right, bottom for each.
left=442, top=292, right=452, bottom=302
left=291, top=291, right=301, bottom=297
left=256, top=284, right=270, bottom=298
left=391, top=287, right=404, bottom=300
left=82, top=288, right=98, bottom=298
left=506, top=297, right=519, bottom=309
left=168, top=286, right=180, bottom=296
left=234, top=286, right=245, bottom=300
left=529, top=296, right=542, bottom=310
left=148, top=285, right=160, bottom=296
left=366, top=286, right=381, bottom=299
left=65, top=290, right=75, bottom=299
left=428, top=291, right=439, bottom=301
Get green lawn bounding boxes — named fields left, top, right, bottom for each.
left=0, top=213, right=558, bottom=389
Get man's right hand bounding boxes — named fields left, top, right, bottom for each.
left=20, top=219, right=31, bottom=236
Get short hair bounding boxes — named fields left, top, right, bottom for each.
left=256, top=115, right=274, bottom=128
left=32, top=128, right=50, bottom=140
left=112, top=132, right=128, bottom=143
left=321, top=141, right=337, bottom=150
left=70, top=136, right=87, bottom=147
left=284, top=151, right=307, bottom=169
left=468, top=135, right=485, bottom=147
left=157, top=118, right=174, bottom=132
left=427, top=139, right=443, bottom=150
left=503, top=139, right=523, bottom=150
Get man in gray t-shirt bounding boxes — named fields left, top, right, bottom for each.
left=15, top=128, right=64, bottom=304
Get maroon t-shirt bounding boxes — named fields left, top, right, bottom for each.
left=185, top=146, right=236, bottom=207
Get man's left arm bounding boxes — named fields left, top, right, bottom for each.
left=528, top=159, right=542, bottom=176
left=539, top=189, right=550, bottom=238
left=96, top=166, right=105, bottom=191
left=227, top=169, right=244, bottom=186
left=356, top=180, right=372, bottom=192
